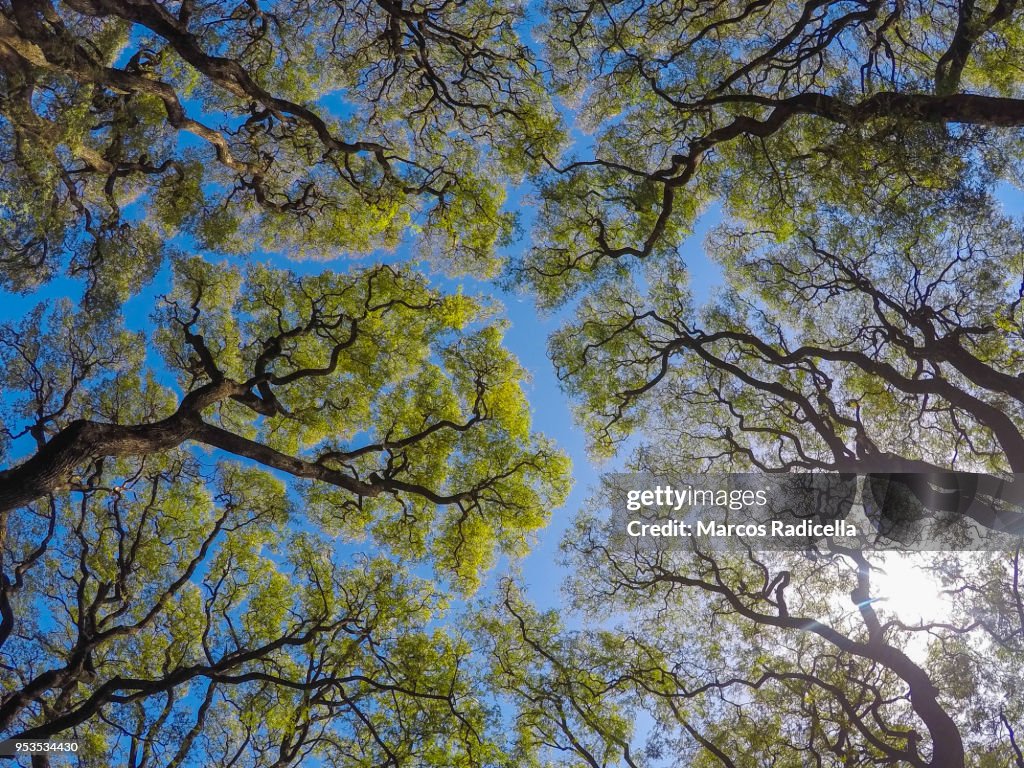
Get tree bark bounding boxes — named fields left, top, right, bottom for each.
left=0, top=381, right=233, bottom=513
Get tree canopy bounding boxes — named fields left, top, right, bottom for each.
left=487, top=3, right=1024, bottom=767
left=0, top=0, right=560, bottom=307
left=0, top=260, right=569, bottom=764
left=4, top=0, right=1024, bottom=766
left=485, top=541, right=1024, bottom=768
left=549, top=181, right=1024, bottom=479
left=521, top=0, right=1024, bottom=303
left=0, top=5, right=570, bottom=757
left=515, top=0, right=1024, bottom=481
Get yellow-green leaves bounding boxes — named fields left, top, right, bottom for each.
left=0, top=0, right=562, bottom=309
left=151, top=259, right=571, bottom=591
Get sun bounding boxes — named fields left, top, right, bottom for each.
left=866, top=552, right=951, bottom=625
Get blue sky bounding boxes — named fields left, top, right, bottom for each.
left=496, top=201, right=727, bottom=609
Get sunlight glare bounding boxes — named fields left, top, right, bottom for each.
left=868, top=552, right=949, bottom=625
